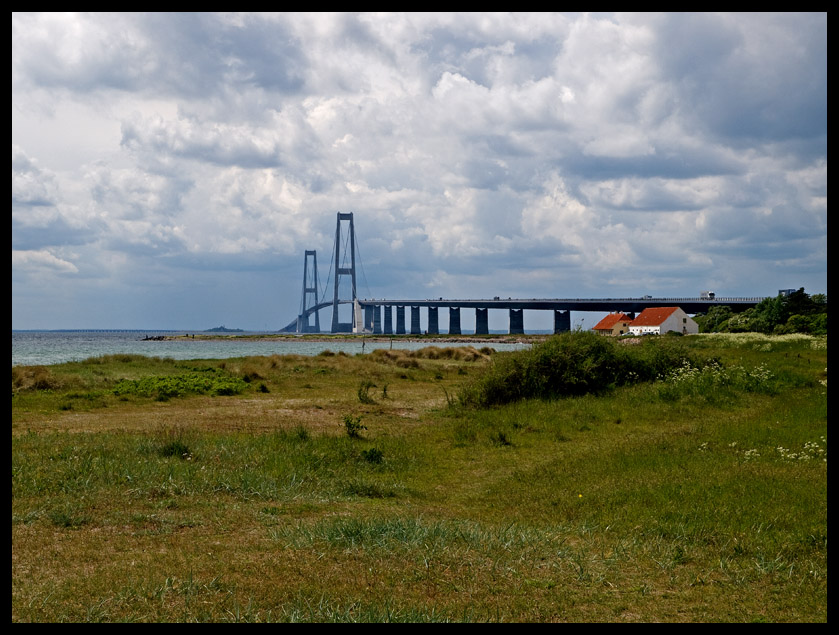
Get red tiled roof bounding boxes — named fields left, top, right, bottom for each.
left=592, top=312, right=631, bottom=330
left=630, top=307, right=679, bottom=326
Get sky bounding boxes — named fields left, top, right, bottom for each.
left=12, top=12, right=827, bottom=331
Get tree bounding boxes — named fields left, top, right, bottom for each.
left=693, top=289, right=826, bottom=334
left=696, top=305, right=733, bottom=333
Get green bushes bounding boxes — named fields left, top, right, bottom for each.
left=694, top=288, right=827, bottom=335
left=112, top=369, right=248, bottom=400
left=458, top=331, right=710, bottom=407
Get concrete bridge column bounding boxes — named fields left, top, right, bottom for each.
left=553, top=310, right=571, bottom=334
left=364, top=305, right=374, bottom=332
left=352, top=299, right=364, bottom=334
left=410, top=306, right=421, bottom=334
left=383, top=305, right=393, bottom=335
left=475, top=308, right=489, bottom=335
left=509, top=309, right=524, bottom=334
left=448, top=307, right=461, bottom=334
left=396, top=306, right=406, bottom=334
left=427, top=307, right=439, bottom=334
left=373, top=305, right=382, bottom=334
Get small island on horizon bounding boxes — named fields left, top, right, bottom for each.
left=204, top=325, right=244, bottom=333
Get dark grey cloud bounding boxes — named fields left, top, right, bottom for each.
left=653, top=12, right=827, bottom=147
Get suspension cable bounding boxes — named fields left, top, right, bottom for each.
left=353, top=229, right=373, bottom=300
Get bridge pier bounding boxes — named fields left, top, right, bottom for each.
left=553, top=310, right=571, bottom=334
left=373, top=305, right=382, bottom=334
left=448, top=307, right=461, bottom=334
left=396, top=306, right=406, bottom=334
left=427, top=307, right=439, bottom=334
left=411, top=306, right=421, bottom=334
left=475, top=308, right=489, bottom=335
left=383, top=305, right=393, bottom=334
left=509, top=309, right=524, bottom=334
left=363, top=305, right=373, bottom=332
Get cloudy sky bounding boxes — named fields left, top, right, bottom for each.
left=12, top=12, right=827, bottom=331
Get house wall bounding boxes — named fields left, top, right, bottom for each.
left=628, top=308, right=699, bottom=335
left=629, top=324, right=660, bottom=335
left=610, top=321, right=632, bottom=336
left=662, top=309, right=698, bottom=335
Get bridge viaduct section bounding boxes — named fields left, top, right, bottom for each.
left=349, top=297, right=763, bottom=335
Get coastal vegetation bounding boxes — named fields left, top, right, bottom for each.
left=11, top=333, right=827, bottom=622
left=694, top=288, right=827, bottom=335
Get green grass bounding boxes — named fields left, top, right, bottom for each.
left=11, top=334, right=827, bottom=622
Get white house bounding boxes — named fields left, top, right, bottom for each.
left=628, top=307, right=698, bottom=335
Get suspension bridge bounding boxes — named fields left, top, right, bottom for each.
left=279, top=213, right=768, bottom=335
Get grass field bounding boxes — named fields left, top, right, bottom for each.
left=11, top=333, right=827, bottom=622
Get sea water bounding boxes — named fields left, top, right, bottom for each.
left=12, top=330, right=530, bottom=367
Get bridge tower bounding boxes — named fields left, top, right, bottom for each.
left=331, top=212, right=358, bottom=333
left=297, top=250, right=321, bottom=333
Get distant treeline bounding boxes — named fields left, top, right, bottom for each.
left=694, top=288, right=827, bottom=335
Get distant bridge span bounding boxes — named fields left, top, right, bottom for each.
left=282, top=213, right=769, bottom=335
left=355, top=296, right=764, bottom=313
left=281, top=296, right=766, bottom=335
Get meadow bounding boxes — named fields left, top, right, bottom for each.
left=11, top=332, right=827, bottom=622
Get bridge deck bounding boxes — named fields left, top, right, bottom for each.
left=355, top=297, right=764, bottom=313
left=282, top=297, right=765, bottom=333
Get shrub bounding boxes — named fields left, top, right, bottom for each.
left=343, top=414, right=367, bottom=439
left=361, top=447, right=384, bottom=464
left=458, top=331, right=710, bottom=408
left=357, top=380, right=377, bottom=404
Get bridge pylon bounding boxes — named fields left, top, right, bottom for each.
left=331, top=212, right=358, bottom=333
left=296, top=250, right=321, bottom=333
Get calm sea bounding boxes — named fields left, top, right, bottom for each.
left=12, top=330, right=530, bottom=367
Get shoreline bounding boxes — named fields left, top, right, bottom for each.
left=171, top=332, right=551, bottom=345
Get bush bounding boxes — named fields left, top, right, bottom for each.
left=357, top=380, right=377, bottom=404
left=343, top=414, right=367, bottom=439
left=458, top=331, right=709, bottom=408
left=361, top=447, right=384, bottom=464
left=112, top=370, right=248, bottom=400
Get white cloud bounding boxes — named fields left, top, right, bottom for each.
left=11, top=12, right=827, bottom=329
left=12, top=249, right=79, bottom=274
